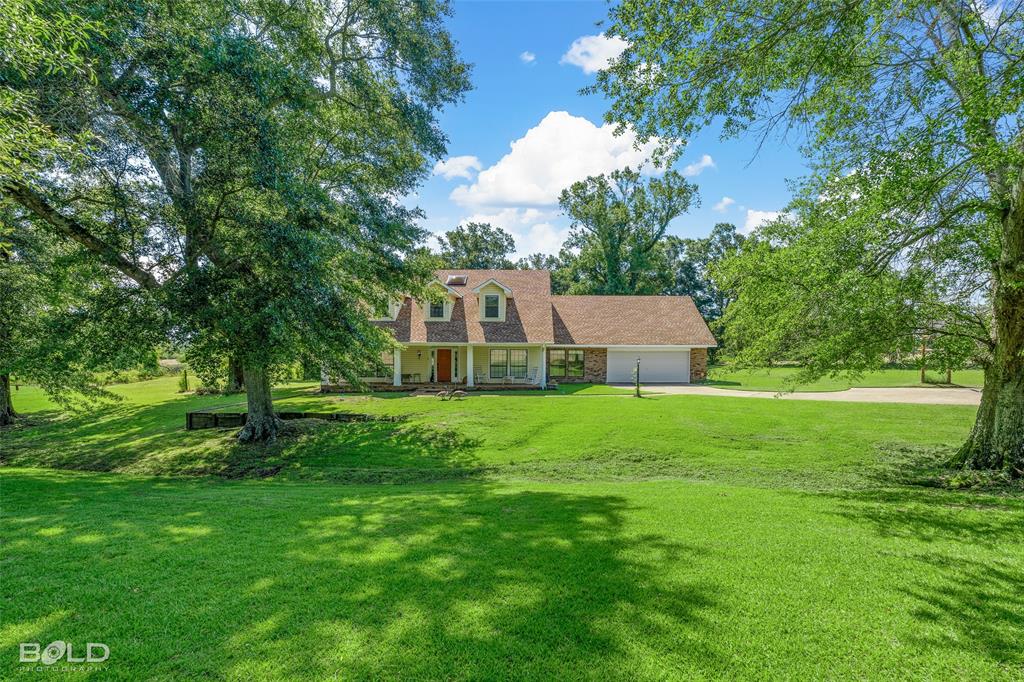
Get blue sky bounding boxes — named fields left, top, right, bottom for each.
left=414, top=0, right=812, bottom=258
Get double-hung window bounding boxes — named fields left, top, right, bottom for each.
left=429, top=301, right=445, bottom=319
left=567, top=349, right=584, bottom=377
left=483, top=294, right=500, bottom=319
left=489, top=349, right=507, bottom=379
left=489, top=349, right=529, bottom=379
left=549, top=349, right=584, bottom=377
left=549, top=349, right=566, bottom=377
left=509, top=349, right=528, bottom=379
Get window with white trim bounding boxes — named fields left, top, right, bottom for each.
left=483, top=294, right=500, bottom=319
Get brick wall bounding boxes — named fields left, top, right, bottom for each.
left=584, top=348, right=607, bottom=383
left=549, top=348, right=606, bottom=384
left=689, top=347, right=708, bottom=382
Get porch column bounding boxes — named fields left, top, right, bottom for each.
left=466, top=345, right=474, bottom=387
left=540, top=345, right=547, bottom=388
left=392, top=348, right=402, bottom=386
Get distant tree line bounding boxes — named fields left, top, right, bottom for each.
left=427, top=168, right=746, bottom=332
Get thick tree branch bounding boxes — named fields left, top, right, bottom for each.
left=1, top=180, right=161, bottom=291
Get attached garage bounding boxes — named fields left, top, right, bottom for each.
left=606, top=348, right=691, bottom=384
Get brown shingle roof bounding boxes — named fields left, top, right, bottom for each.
left=376, top=269, right=555, bottom=344
left=551, top=295, right=716, bottom=346
left=375, top=270, right=716, bottom=347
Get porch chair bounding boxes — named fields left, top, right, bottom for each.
left=474, top=370, right=486, bottom=386
left=525, top=367, right=539, bottom=385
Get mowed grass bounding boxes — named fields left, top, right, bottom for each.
left=3, top=376, right=978, bottom=483
left=707, top=366, right=985, bottom=392
left=3, top=377, right=1023, bottom=680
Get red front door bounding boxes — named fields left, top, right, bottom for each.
left=436, top=349, right=452, bottom=382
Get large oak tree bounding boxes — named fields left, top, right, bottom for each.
left=597, top=0, right=1024, bottom=474
left=2, top=0, right=469, bottom=441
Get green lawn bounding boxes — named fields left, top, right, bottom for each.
left=707, top=366, right=985, bottom=392
left=2, top=377, right=1022, bottom=680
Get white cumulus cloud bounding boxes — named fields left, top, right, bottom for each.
left=449, top=111, right=660, bottom=208
left=433, top=155, right=482, bottom=181
left=743, top=209, right=783, bottom=234
left=682, top=154, right=716, bottom=177
left=519, top=51, right=536, bottom=64
left=456, top=208, right=569, bottom=259
left=713, top=196, right=735, bottom=212
left=560, top=34, right=628, bottom=74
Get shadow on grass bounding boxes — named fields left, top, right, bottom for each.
left=2, top=381, right=491, bottom=481
left=818, top=483, right=1024, bottom=669
left=2, top=473, right=721, bottom=678
left=276, top=420, right=485, bottom=483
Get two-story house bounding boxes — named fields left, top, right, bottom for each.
left=323, top=269, right=716, bottom=389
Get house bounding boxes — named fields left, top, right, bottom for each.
left=323, top=269, right=716, bottom=390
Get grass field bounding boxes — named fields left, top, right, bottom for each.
left=707, top=366, right=985, bottom=392
left=2, top=377, right=1022, bottom=680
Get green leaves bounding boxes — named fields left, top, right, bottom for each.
left=3, top=0, right=471, bottom=408
left=438, top=222, right=516, bottom=269
left=558, top=167, right=698, bottom=294
left=597, top=0, right=1021, bottom=384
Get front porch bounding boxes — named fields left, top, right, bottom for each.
left=321, top=382, right=546, bottom=394
left=322, top=344, right=549, bottom=390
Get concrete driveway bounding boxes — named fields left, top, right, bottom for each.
left=621, top=384, right=982, bottom=406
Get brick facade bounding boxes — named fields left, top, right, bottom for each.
left=548, top=347, right=607, bottom=384
left=689, top=347, right=708, bottom=382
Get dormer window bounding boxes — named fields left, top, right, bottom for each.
left=421, top=280, right=461, bottom=322
left=472, top=277, right=512, bottom=322
left=484, top=294, right=500, bottom=319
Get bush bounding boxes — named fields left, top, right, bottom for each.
left=136, top=349, right=164, bottom=381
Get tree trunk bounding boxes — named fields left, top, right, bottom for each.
left=225, top=355, right=245, bottom=393
left=919, top=338, right=927, bottom=384
left=0, top=373, right=17, bottom=426
left=236, top=363, right=281, bottom=443
left=953, top=189, right=1024, bottom=476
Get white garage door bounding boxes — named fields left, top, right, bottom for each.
left=607, top=349, right=691, bottom=383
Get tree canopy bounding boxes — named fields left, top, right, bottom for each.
left=558, top=167, right=698, bottom=294
left=666, top=223, right=745, bottom=320
left=597, top=0, right=1024, bottom=474
left=438, top=222, right=516, bottom=269
left=1, top=0, right=470, bottom=441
